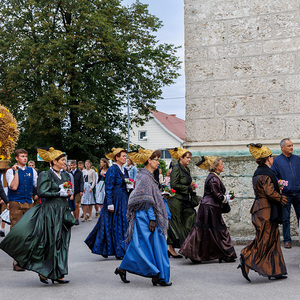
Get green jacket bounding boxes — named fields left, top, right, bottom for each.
left=170, top=162, right=192, bottom=201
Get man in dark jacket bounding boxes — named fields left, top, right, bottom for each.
left=69, top=160, right=84, bottom=225
left=271, top=138, right=300, bottom=249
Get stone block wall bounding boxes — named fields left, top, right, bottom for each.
left=184, top=0, right=300, bottom=151
left=184, top=0, right=300, bottom=238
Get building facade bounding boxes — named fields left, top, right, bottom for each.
left=184, top=0, right=300, bottom=238
left=130, top=111, right=185, bottom=166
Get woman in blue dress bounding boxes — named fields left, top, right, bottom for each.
left=115, top=149, right=172, bottom=286
left=85, top=148, right=129, bottom=259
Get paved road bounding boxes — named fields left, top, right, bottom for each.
left=1, top=213, right=300, bottom=300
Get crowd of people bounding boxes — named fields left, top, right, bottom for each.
left=0, top=138, right=299, bottom=285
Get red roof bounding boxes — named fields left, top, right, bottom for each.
left=151, top=110, right=185, bottom=141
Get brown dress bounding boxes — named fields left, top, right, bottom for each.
left=241, top=174, right=287, bottom=277
left=179, top=172, right=237, bottom=262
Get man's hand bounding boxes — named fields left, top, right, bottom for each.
left=12, top=164, right=18, bottom=172
left=0, top=199, right=4, bottom=205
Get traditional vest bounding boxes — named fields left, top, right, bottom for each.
left=8, top=167, right=33, bottom=204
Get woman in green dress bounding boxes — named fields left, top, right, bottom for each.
left=0, top=147, right=75, bottom=284
left=167, top=147, right=197, bottom=258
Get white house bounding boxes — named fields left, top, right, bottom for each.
left=130, top=110, right=185, bottom=166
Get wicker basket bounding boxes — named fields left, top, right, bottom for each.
left=0, top=160, right=10, bottom=170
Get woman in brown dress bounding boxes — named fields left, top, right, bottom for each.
left=179, top=156, right=237, bottom=263
left=238, top=144, right=288, bottom=282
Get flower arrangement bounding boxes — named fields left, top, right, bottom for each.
left=278, top=180, right=288, bottom=189
left=191, top=181, right=197, bottom=189
left=163, top=186, right=176, bottom=197
left=63, top=181, right=73, bottom=190
left=229, top=190, right=235, bottom=200
left=0, top=104, right=19, bottom=161
left=124, top=178, right=135, bottom=184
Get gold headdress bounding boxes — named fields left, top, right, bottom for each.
left=247, top=143, right=272, bottom=159
left=196, top=156, right=218, bottom=170
left=0, top=105, right=19, bottom=161
left=127, top=148, right=154, bottom=164
left=105, top=148, right=126, bottom=161
left=168, top=147, right=189, bottom=160
left=37, top=147, right=65, bottom=163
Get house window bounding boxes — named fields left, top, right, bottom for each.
left=138, top=131, right=147, bottom=140
left=160, top=150, right=171, bottom=159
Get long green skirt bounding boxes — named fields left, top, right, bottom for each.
left=0, top=198, right=75, bottom=279
left=167, top=196, right=196, bottom=248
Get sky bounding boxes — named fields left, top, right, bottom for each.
left=122, top=0, right=185, bottom=120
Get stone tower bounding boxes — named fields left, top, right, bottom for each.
left=184, top=0, right=300, bottom=237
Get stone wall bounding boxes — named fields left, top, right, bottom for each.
left=184, top=0, right=300, bottom=151
left=189, top=155, right=299, bottom=238
left=184, top=0, right=300, bottom=238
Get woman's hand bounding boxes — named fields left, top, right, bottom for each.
left=88, top=188, right=93, bottom=193
left=149, top=220, right=156, bottom=233
left=280, top=196, right=288, bottom=206
left=108, top=204, right=114, bottom=213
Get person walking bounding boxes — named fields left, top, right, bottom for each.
left=0, top=147, right=75, bottom=284
left=85, top=148, right=129, bottom=259
left=95, top=158, right=109, bottom=210
left=271, top=138, right=300, bottom=249
left=180, top=156, right=237, bottom=263
left=69, top=160, right=84, bottom=225
left=238, top=144, right=288, bottom=282
left=115, top=149, right=171, bottom=286
left=0, top=173, right=9, bottom=237
left=81, top=160, right=97, bottom=222
left=167, top=147, right=196, bottom=258
left=5, top=149, right=38, bottom=271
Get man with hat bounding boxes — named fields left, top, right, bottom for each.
left=6, top=148, right=37, bottom=271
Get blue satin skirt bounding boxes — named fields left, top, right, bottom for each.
left=120, top=210, right=170, bottom=282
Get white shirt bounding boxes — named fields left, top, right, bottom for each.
left=113, top=162, right=125, bottom=174
left=6, top=165, right=38, bottom=188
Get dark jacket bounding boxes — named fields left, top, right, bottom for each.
left=71, top=169, right=84, bottom=194
left=200, top=172, right=226, bottom=207
left=0, top=174, right=8, bottom=204
left=271, top=153, right=300, bottom=195
left=170, top=162, right=192, bottom=201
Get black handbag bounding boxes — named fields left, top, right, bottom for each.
left=63, top=208, right=76, bottom=228
left=189, top=192, right=201, bottom=207
left=270, top=200, right=283, bottom=224
left=221, top=202, right=231, bottom=214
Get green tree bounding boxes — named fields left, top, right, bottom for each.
left=0, top=0, right=180, bottom=161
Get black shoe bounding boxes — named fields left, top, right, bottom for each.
left=152, top=277, right=172, bottom=286
left=51, top=279, right=70, bottom=284
left=168, top=250, right=182, bottom=258
left=268, top=275, right=288, bottom=280
left=39, top=274, right=49, bottom=284
left=102, top=255, right=108, bottom=258
left=237, top=262, right=251, bottom=282
left=219, top=257, right=236, bottom=263
left=75, top=219, right=79, bottom=225
left=116, top=256, right=123, bottom=260
left=190, top=258, right=201, bottom=264
left=115, top=267, right=130, bottom=283
left=0, top=230, right=5, bottom=237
